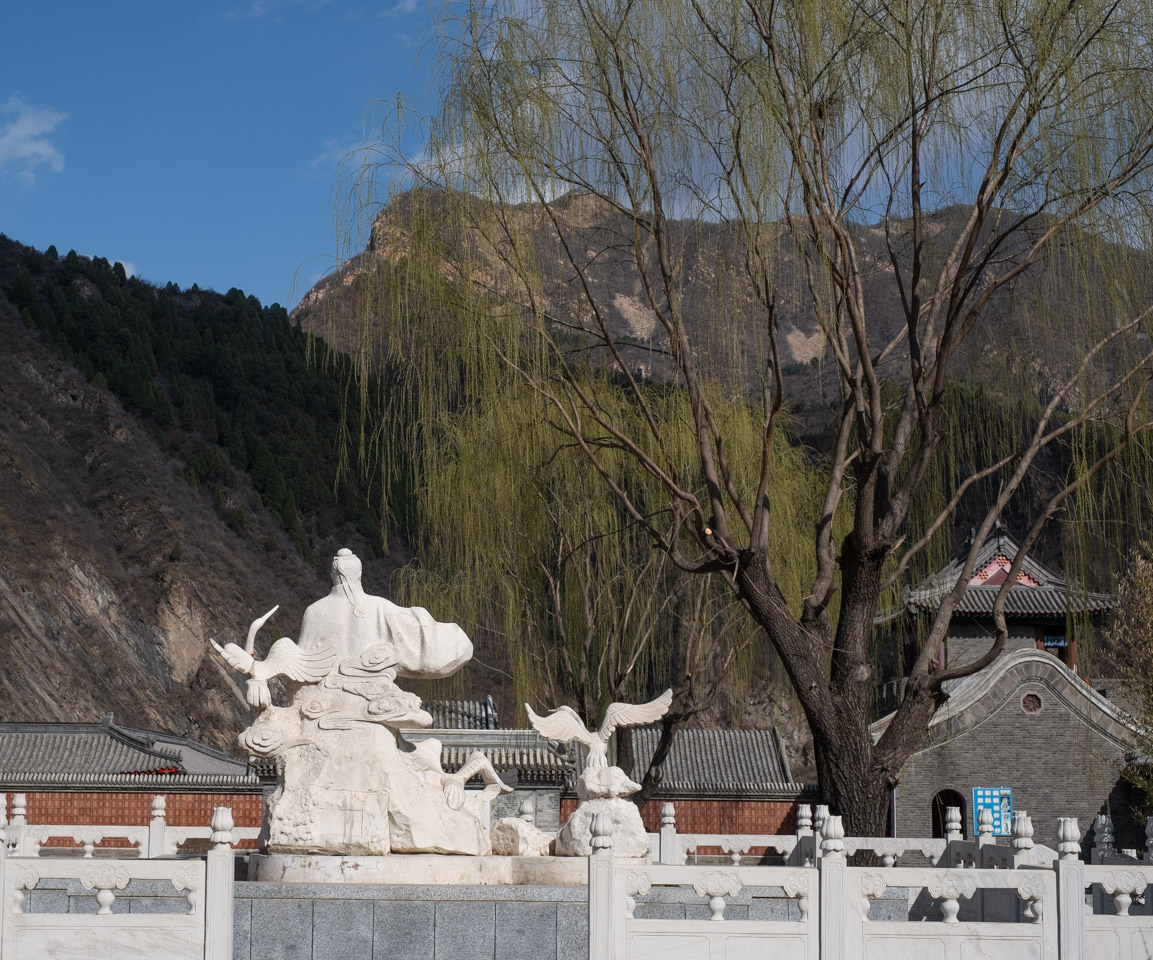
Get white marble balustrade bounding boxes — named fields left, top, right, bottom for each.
left=594, top=812, right=1153, bottom=960
left=0, top=805, right=236, bottom=960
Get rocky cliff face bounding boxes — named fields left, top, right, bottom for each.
left=0, top=298, right=335, bottom=751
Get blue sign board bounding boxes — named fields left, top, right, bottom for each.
left=973, top=787, right=1013, bottom=836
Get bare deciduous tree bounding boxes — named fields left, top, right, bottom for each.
left=348, top=0, right=1153, bottom=833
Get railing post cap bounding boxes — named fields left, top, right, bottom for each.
left=819, top=813, right=845, bottom=857
left=210, top=806, right=235, bottom=848
left=591, top=812, right=614, bottom=853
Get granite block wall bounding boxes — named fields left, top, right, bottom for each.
left=229, top=880, right=816, bottom=960
left=232, top=883, right=588, bottom=960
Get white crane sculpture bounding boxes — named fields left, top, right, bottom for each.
left=526, top=689, right=673, bottom=770
left=210, top=605, right=337, bottom=708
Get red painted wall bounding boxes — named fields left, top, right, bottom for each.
left=3, top=791, right=263, bottom=851
left=560, top=796, right=803, bottom=835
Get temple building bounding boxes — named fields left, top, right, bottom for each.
left=873, top=531, right=1142, bottom=849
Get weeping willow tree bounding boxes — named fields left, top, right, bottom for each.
left=312, top=209, right=836, bottom=801
left=329, top=0, right=1153, bottom=833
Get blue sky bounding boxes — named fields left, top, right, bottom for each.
left=0, top=1, right=436, bottom=308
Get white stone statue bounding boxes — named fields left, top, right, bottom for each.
left=211, top=549, right=511, bottom=857
left=527, top=690, right=672, bottom=857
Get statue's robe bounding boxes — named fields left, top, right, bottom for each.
left=297, top=586, right=472, bottom=679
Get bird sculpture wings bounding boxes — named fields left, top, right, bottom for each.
left=210, top=605, right=337, bottom=708
left=526, top=689, right=673, bottom=767
left=525, top=704, right=598, bottom=751
left=597, top=688, right=673, bottom=741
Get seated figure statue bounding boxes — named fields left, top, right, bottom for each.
left=211, top=548, right=509, bottom=857
left=298, top=548, right=473, bottom=679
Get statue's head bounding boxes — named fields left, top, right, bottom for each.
left=331, top=548, right=363, bottom=586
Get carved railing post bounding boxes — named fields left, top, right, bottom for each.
left=720, top=837, right=749, bottom=866
left=942, top=805, right=963, bottom=868
left=977, top=807, right=993, bottom=841
left=590, top=811, right=618, bottom=958
left=204, top=807, right=235, bottom=960
left=148, top=795, right=167, bottom=859
left=79, top=864, right=129, bottom=915
left=518, top=794, right=537, bottom=825
left=1056, top=817, right=1086, bottom=960
left=820, top=814, right=845, bottom=960
left=945, top=806, right=962, bottom=841
left=624, top=868, right=650, bottom=920
left=814, top=805, right=829, bottom=866
left=1058, top=818, right=1081, bottom=861
left=1101, top=871, right=1148, bottom=917
left=860, top=873, right=886, bottom=920
left=928, top=873, right=976, bottom=923
left=1012, top=811, right=1035, bottom=861
left=659, top=802, right=678, bottom=865
left=796, top=804, right=813, bottom=866
left=74, top=829, right=103, bottom=859
left=9, top=794, right=26, bottom=857
left=784, top=872, right=810, bottom=920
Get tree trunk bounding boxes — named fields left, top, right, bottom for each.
left=809, top=714, right=893, bottom=837
left=734, top=548, right=905, bottom=838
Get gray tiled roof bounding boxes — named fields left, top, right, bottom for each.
left=903, top=531, right=1112, bottom=619
left=627, top=727, right=814, bottom=798
left=427, top=697, right=500, bottom=730
left=0, top=716, right=253, bottom=786
left=946, top=584, right=1111, bottom=617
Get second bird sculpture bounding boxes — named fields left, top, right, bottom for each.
left=526, top=689, right=673, bottom=770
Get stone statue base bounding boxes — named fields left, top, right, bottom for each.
left=249, top=853, right=590, bottom=886
left=252, top=708, right=497, bottom=856
left=553, top=797, right=650, bottom=857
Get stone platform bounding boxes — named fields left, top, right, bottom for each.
left=249, top=853, right=592, bottom=885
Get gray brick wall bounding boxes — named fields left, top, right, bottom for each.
left=944, top=626, right=1036, bottom=669
left=895, top=674, right=1146, bottom=850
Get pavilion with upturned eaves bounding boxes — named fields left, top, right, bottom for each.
left=885, top=529, right=1113, bottom=694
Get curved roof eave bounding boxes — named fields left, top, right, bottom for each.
left=869, top=649, right=1138, bottom=751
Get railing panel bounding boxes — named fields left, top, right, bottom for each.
left=842, top=867, right=1056, bottom=959
left=627, top=919, right=811, bottom=960
left=2, top=856, right=206, bottom=960
left=1084, top=919, right=1153, bottom=960
left=605, top=862, right=819, bottom=960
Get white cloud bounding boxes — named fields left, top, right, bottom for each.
left=310, top=136, right=379, bottom=173
left=226, top=0, right=330, bottom=20
left=0, top=95, right=66, bottom=186
left=379, top=0, right=419, bottom=17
